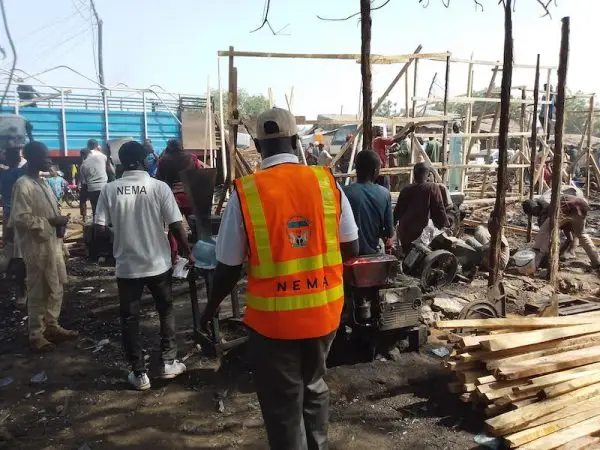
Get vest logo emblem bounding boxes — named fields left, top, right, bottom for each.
left=287, top=216, right=310, bottom=248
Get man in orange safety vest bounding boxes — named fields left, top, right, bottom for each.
left=200, top=107, right=359, bottom=449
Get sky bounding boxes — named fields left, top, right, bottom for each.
left=1, top=0, right=597, bottom=118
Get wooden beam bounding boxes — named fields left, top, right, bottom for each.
left=504, top=408, right=600, bottom=448
left=528, top=54, right=541, bottom=242
left=216, top=49, right=448, bottom=62
left=436, top=317, right=600, bottom=330
left=486, top=382, right=600, bottom=434
left=518, top=415, right=600, bottom=450
left=411, top=96, right=551, bottom=105
left=481, top=323, right=600, bottom=352
left=548, top=17, right=570, bottom=285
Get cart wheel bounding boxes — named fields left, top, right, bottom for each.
left=420, top=250, right=458, bottom=289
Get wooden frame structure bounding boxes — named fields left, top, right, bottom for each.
left=217, top=47, right=596, bottom=202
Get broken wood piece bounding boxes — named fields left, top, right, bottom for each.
left=477, top=375, right=497, bottom=385
left=513, top=362, right=600, bottom=394
left=486, top=382, right=600, bottom=435
left=492, top=397, right=600, bottom=437
left=457, top=370, right=489, bottom=383
left=553, top=435, right=600, bottom=450
left=435, top=317, right=599, bottom=330
left=518, top=415, right=600, bottom=450
left=540, top=371, right=600, bottom=400
left=480, top=323, right=600, bottom=352
left=495, top=345, right=600, bottom=380
left=505, top=408, right=600, bottom=448
left=486, top=333, right=600, bottom=370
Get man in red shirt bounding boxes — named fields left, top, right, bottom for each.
left=372, top=126, right=395, bottom=168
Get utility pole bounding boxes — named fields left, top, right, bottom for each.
left=89, top=0, right=105, bottom=90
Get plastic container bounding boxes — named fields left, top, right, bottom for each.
left=192, top=238, right=217, bottom=270
left=513, top=249, right=536, bottom=275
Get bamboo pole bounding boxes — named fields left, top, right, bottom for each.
left=489, top=0, right=513, bottom=288
left=548, top=17, right=570, bottom=286
left=442, top=54, right=451, bottom=183
left=587, top=94, right=595, bottom=197
left=527, top=54, right=541, bottom=242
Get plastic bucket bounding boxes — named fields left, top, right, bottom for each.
left=513, top=249, right=536, bottom=275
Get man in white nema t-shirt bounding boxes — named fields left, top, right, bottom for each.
left=94, top=141, right=193, bottom=391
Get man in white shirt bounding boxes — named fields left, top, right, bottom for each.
left=81, top=139, right=114, bottom=217
left=94, top=141, right=192, bottom=391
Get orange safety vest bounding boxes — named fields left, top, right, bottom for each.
left=234, top=163, right=344, bottom=340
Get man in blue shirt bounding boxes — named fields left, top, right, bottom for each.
left=343, top=150, right=394, bottom=255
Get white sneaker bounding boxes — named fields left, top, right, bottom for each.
left=128, top=371, right=151, bottom=391
left=161, top=360, right=186, bottom=379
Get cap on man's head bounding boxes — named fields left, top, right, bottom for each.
left=119, top=141, right=147, bottom=168
left=256, top=107, right=298, bottom=141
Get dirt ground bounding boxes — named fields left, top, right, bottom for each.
left=1, top=204, right=600, bottom=450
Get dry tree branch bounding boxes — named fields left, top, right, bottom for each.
left=420, top=0, right=557, bottom=14
left=316, top=0, right=391, bottom=22
left=250, top=0, right=290, bottom=35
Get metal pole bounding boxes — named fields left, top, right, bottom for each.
left=208, top=81, right=213, bottom=168
left=13, top=84, right=18, bottom=115
left=217, top=57, right=228, bottom=183
left=103, top=91, right=110, bottom=142
left=587, top=94, right=595, bottom=198
left=142, top=91, right=148, bottom=140
left=60, top=88, right=68, bottom=156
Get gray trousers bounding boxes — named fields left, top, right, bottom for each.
left=248, top=330, right=336, bottom=450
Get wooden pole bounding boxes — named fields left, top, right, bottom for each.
left=411, top=59, right=419, bottom=117
left=467, top=66, right=500, bottom=158
left=228, top=46, right=236, bottom=183
left=405, top=67, right=410, bottom=118
left=360, top=0, right=373, bottom=151
left=519, top=87, right=527, bottom=198
left=480, top=104, right=501, bottom=198
left=462, top=61, right=474, bottom=191
left=548, top=17, right=570, bottom=285
left=489, top=0, right=513, bottom=287
left=587, top=94, right=595, bottom=198
left=441, top=54, right=451, bottom=182
left=540, top=69, right=552, bottom=194
left=330, top=46, right=422, bottom=168
left=527, top=54, right=541, bottom=242
left=421, top=72, right=438, bottom=116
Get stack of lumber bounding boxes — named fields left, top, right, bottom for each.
left=436, top=316, right=600, bottom=449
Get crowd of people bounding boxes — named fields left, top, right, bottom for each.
left=2, top=105, right=600, bottom=450
left=0, top=136, right=200, bottom=386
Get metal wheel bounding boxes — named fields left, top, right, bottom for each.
left=64, top=191, right=79, bottom=209
left=420, top=250, right=458, bottom=290
left=456, top=300, right=501, bottom=334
